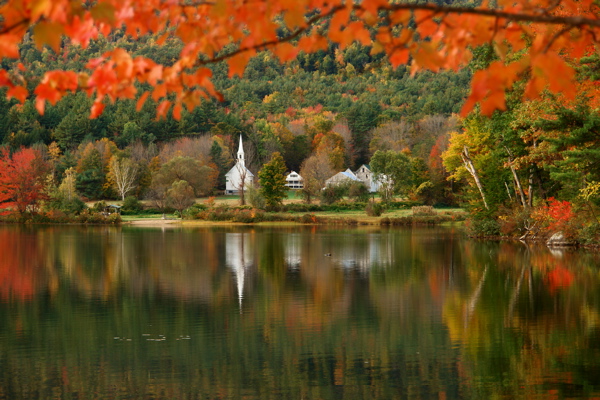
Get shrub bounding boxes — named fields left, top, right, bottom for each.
left=182, top=203, right=208, bottom=219
left=92, top=201, right=108, bottom=213
left=246, top=185, right=266, bottom=209
left=348, top=182, right=370, bottom=202
left=577, top=223, right=600, bottom=245
left=467, top=217, right=501, bottom=237
left=122, top=196, right=143, bottom=214
left=412, top=206, right=437, bottom=216
left=320, top=184, right=347, bottom=205
left=365, top=202, right=385, bottom=217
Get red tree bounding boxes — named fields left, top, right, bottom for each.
left=0, top=148, right=50, bottom=216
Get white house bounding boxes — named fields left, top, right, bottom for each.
left=325, top=165, right=384, bottom=193
left=225, top=136, right=254, bottom=194
left=354, top=164, right=382, bottom=193
left=285, top=171, right=304, bottom=189
left=325, top=168, right=362, bottom=187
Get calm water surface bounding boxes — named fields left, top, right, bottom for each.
left=0, top=224, right=600, bottom=399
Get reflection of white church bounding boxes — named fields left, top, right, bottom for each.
left=225, top=136, right=254, bottom=195
left=225, top=233, right=255, bottom=310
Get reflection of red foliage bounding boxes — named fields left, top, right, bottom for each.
left=0, top=230, right=41, bottom=300
left=545, top=267, right=574, bottom=293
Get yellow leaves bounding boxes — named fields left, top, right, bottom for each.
left=30, top=0, right=51, bottom=21
left=33, top=22, right=64, bottom=51
left=90, top=2, right=116, bottom=24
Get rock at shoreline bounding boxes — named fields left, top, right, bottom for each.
left=546, top=232, right=575, bottom=247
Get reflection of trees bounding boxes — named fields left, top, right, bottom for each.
left=442, top=241, right=600, bottom=398
left=0, top=226, right=53, bottom=300
left=2, top=226, right=600, bottom=398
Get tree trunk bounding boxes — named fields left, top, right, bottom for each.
left=528, top=168, right=534, bottom=208
left=461, top=146, right=489, bottom=210
left=504, top=146, right=527, bottom=208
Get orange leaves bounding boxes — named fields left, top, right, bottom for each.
left=228, top=51, right=253, bottom=78
left=298, top=35, right=329, bottom=53
left=462, top=61, right=526, bottom=116
left=0, top=34, right=21, bottom=59
left=415, top=10, right=438, bottom=38
left=90, top=101, right=105, bottom=119
left=7, top=86, right=28, bottom=103
left=526, top=53, right=576, bottom=101
left=0, top=0, right=595, bottom=121
left=34, top=71, right=79, bottom=114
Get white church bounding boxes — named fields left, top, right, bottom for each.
left=225, top=136, right=254, bottom=195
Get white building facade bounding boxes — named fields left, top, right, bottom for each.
left=225, top=136, right=254, bottom=194
left=285, top=171, right=304, bottom=189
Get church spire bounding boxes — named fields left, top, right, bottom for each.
left=237, top=135, right=245, bottom=167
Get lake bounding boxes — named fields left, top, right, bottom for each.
left=0, top=224, right=599, bottom=399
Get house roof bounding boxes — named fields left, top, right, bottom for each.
left=340, top=169, right=360, bottom=181
left=286, top=171, right=303, bottom=180
left=225, top=164, right=254, bottom=177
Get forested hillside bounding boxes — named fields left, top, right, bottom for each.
left=0, top=30, right=468, bottom=210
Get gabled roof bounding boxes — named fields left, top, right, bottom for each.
left=340, top=168, right=361, bottom=181
left=225, top=164, right=254, bottom=177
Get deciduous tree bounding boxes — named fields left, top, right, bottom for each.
left=370, top=150, right=413, bottom=202
left=258, top=152, right=288, bottom=210
left=0, top=148, right=50, bottom=216
left=166, top=180, right=196, bottom=216
left=109, top=156, right=138, bottom=201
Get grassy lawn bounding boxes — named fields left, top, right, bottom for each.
left=120, top=213, right=178, bottom=221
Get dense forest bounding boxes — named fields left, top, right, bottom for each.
left=0, top=29, right=468, bottom=208
left=2, top=21, right=600, bottom=245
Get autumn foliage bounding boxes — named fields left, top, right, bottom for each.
left=0, top=0, right=598, bottom=118
left=0, top=148, right=49, bottom=216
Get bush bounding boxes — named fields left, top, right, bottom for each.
left=412, top=206, right=437, bottom=216
left=577, top=223, right=600, bottom=245
left=92, top=201, right=108, bottom=213
left=246, top=185, right=266, bottom=209
left=365, top=202, right=385, bottom=217
left=467, top=217, right=501, bottom=237
left=122, top=196, right=143, bottom=214
left=182, top=203, right=208, bottom=219
left=320, top=184, right=347, bottom=205
left=348, top=182, right=370, bottom=202
left=47, top=197, right=87, bottom=215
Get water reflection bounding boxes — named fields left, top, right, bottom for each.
left=0, top=225, right=599, bottom=398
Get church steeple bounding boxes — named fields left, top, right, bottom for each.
left=237, top=135, right=245, bottom=167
